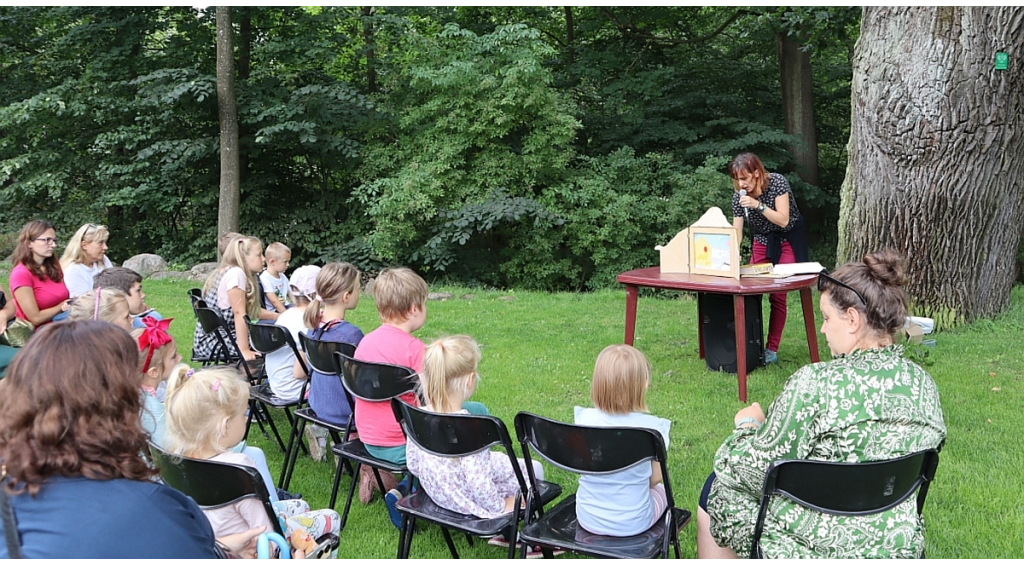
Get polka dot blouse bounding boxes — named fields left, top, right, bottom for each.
left=732, top=172, right=802, bottom=246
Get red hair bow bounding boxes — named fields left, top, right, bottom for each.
left=138, top=316, right=174, bottom=374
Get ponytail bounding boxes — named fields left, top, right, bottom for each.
left=303, top=296, right=323, bottom=330
left=421, top=335, right=481, bottom=414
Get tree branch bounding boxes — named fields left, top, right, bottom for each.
left=601, top=8, right=751, bottom=47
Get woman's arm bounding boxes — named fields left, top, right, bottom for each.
left=227, top=286, right=258, bottom=361
left=762, top=192, right=790, bottom=228
left=13, top=286, right=67, bottom=326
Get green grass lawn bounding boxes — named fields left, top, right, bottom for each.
left=145, top=278, right=1024, bottom=558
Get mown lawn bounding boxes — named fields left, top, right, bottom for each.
left=146, top=277, right=1024, bottom=559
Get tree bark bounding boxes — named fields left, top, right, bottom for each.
left=565, top=6, right=575, bottom=69
left=838, top=7, right=1024, bottom=327
left=363, top=6, right=376, bottom=93
left=776, top=30, right=820, bottom=188
left=216, top=6, right=240, bottom=255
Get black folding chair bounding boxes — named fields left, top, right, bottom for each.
left=514, top=412, right=689, bottom=559
left=194, top=306, right=285, bottom=453
left=750, top=449, right=941, bottom=558
left=279, top=333, right=357, bottom=491
left=187, top=287, right=202, bottom=308
left=332, top=352, right=418, bottom=529
left=390, top=399, right=563, bottom=559
left=248, top=321, right=313, bottom=482
left=149, top=443, right=338, bottom=558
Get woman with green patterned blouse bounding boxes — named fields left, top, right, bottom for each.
left=696, top=250, right=946, bottom=558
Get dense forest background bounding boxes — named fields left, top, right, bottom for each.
left=0, top=6, right=860, bottom=290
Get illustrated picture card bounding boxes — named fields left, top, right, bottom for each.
left=689, top=226, right=740, bottom=279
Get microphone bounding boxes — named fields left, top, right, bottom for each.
left=739, top=189, right=749, bottom=220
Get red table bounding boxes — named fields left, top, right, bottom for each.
left=616, top=267, right=820, bottom=402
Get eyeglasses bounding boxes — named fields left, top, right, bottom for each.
left=33, top=237, right=59, bottom=246
left=817, top=271, right=867, bottom=306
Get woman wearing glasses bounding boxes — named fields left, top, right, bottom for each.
left=729, top=153, right=808, bottom=364
left=8, top=220, right=71, bottom=331
left=60, top=223, right=113, bottom=297
left=696, top=250, right=946, bottom=558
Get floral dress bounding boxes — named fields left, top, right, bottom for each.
left=707, top=345, right=946, bottom=558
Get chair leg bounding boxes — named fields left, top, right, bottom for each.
left=401, top=515, right=416, bottom=558
left=338, top=461, right=360, bottom=530
left=372, top=468, right=389, bottom=494
left=279, top=416, right=303, bottom=489
left=260, top=405, right=288, bottom=453
left=441, top=527, right=459, bottom=559
left=465, top=534, right=474, bottom=547
left=282, top=408, right=308, bottom=456
left=244, top=404, right=256, bottom=442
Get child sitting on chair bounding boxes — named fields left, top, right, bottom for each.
left=574, top=344, right=671, bottom=537
left=93, top=267, right=164, bottom=330
left=264, top=265, right=318, bottom=403
left=164, top=367, right=340, bottom=552
left=260, top=242, right=292, bottom=314
left=67, top=288, right=133, bottom=332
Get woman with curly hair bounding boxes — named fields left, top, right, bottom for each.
left=0, top=321, right=263, bottom=558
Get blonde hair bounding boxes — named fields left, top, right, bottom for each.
left=422, top=335, right=481, bottom=414
left=131, top=327, right=177, bottom=376
left=67, top=288, right=128, bottom=325
left=203, top=235, right=262, bottom=318
left=304, top=262, right=361, bottom=329
left=265, top=242, right=291, bottom=261
left=60, top=223, right=109, bottom=269
left=373, top=267, right=428, bottom=323
left=164, top=367, right=249, bottom=457
left=591, top=345, right=650, bottom=415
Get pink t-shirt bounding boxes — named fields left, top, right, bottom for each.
left=9, top=263, right=69, bottom=323
left=353, top=324, right=424, bottom=447
left=215, top=266, right=249, bottom=310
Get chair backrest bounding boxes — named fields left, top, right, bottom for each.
left=750, top=449, right=940, bottom=558
left=187, top=287, right=202, bottom=304
left=250, top=322, right=308, bottom=379
left=335, top=353, right=418, bottom=403
left=149, top=443, right=283, bottom=536
left=514, top=411, right=666, bottom=475
left=297, top=332, right=356, bottom=374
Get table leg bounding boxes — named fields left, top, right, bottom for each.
left=800, top=288, right=820, bottom=363
left=697, top=293, right=705, bottom=359
left=624, top=284, right=638, bottom=346
left=734, top=295, right=747, bottom=403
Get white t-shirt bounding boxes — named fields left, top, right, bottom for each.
left=215, top=267, right=249, bottom=310
left=63, top=256, right=113, bottom=297
left=259, top=271, right=290, bottom=310
left=573, top=406, right=672, bottom=537
left=264, top=307, right=306, bottom=402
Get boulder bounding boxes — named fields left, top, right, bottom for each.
left=189, top=262, right=220, bottom=282
left=122, top=253, right=167, bottom=279
left=363, top=277, right=375, bottom=299
left=150, top=270, right=190, bottom=281
left=428, top=292, right=454, bottom=301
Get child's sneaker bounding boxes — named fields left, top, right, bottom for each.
left=358, top=466, right=379, bottom=504
left=384, top=488, right=404, bottom=530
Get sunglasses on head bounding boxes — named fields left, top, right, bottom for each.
left=817, top=271, right=867, bottom=306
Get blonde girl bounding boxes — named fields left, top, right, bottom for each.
left=60, top=222, right=113, bottom=297
left=304, top=262, right=364, bottom=428
left=193, top=235, right=277, bottom=362
left=67, top=288, right=133, bottom=332
left=133, top=317, right=182, bottom=447
left=573, top=344, right=672, bottom=538
left=164, top=367, right=340, bottom=550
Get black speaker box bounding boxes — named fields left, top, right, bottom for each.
left=699, top=293, right=764, bottom=373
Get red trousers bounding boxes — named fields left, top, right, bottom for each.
left=751, top=241, right=795, bottom=353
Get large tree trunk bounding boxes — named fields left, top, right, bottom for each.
left=777, top=31, right=820, bottom=188
left=838, top=7, right=1024, bottom=327
left=216, top=6, right=240, bottom=256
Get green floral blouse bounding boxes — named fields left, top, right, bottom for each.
left=707, top=345, right=946, bottom=558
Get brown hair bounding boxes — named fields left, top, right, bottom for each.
left=422, top=335, right=481, bottom=414
left=217, top=231, right=243, bottom=257
left=265, top=242, right=291, bottom=261
left=12, top=219, right=63, bottom=282
left=93, top=266, right=142, bottom=295
left=728, top=152, right=768, bottom=197
left=304, top=262, right=361, bottom=329
left=373, top=267, right=428, bottom=323
left=820, top=249, right=909, bottom=338
left=590, top=344, right=650, bottom=415
left=0, top=321, right=157, bottom=495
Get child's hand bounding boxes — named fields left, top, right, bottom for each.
left=242, top=349, right=261, bottom=362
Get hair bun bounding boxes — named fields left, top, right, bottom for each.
left=862, top=249, right=908, bottom=287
